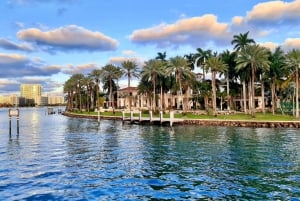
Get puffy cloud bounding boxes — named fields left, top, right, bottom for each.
left=0, top=38, right=34, bottom=52
left=0, top=53, right=61, bottom=78
left=259, top=42, right=279, bottom=52
left=109, top=57, right=144, bottom=67
left=130, top=14, right=230, bottom=48
left=62, top=63, right=98, bottom=75
left=232, top=16, right=244, bottom=26
left=246, top=0, right=300, bottom=25
left=17, top=25, right=119, bottom=53
left=283, top=38, right=300, bottom=50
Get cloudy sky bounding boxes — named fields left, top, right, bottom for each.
left=0, top=0, right=300, bottom=95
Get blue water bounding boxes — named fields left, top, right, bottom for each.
left=0, top=107, right=300, bottom=200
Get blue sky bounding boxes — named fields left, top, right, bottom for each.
left=0, top=0, right=300, bottom=95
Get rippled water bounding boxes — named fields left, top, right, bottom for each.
left=0, top=107, right=300, bottom=200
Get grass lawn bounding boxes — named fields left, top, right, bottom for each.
left=70, top=110, right=298, bottom=121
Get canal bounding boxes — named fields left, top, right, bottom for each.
left=0, top=107, right=300, bottom=200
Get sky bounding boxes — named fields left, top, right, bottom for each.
left=0, top=0, right=300, bottom=95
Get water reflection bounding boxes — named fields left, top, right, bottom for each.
left=0, top=108, right=300, bottom=200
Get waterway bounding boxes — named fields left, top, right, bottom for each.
left=0, top=107, right=300, bottom=200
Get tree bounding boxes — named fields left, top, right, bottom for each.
left=235, top=44, right=271, bottom=117
left=141, top=59, right=165, bottom=111
left=167, top=56, right=194, bottom=112
left=194, top=48, right=212, bottom=81
left=285, top=49, right=300, bottom=118
left=121, top=60, right=139, bottom=88
left=89, top=69, right=103, bottom=110
left=268, top=47, right=287, bottom=115
left=101, top=64, right=123, bottom=108
left=205, top=56, right=228, bottom=115
left=220, top=50, right=237, bottom=110
left=121, top=60, right=139, bottom=110
left=231, top=32, right=255, bottom=114
left=231, top=31, right=255, bottom=51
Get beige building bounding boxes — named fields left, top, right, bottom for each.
left=20, top=84, right=41, bottom=99
left=20, top=84, right=42, bottom=106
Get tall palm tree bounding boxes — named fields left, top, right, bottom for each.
left=167, top=56, right=194, bottom=112
left=231, top=31, right=255, bottom=113
left=206, top=56, right=228, bottom=115
left=285, top=49, right=300, bottom=118
left=101, top=64, right=123, bottom=108
left=141, top=59, right=165, bottom=111
left=194, top=48, right=212, bottom=81
left=231, top=31, right=255, bottom=51
left=64, top=77, right=77, bottom=111
left=121, top=60, right=139, bottom=110
left=89, top=69, right=103, bottom=110
left=121, top=60, right=139, bottom=88
left=220, top=50, right=237, bottom=110
left=155, top=51, right=167, bottom=60
left=268, top=47, right=287, bottom=115
left=235, top=44, right=271, bottom=117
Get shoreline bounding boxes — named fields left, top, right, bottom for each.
left=63, top=112, right=300, bottom=128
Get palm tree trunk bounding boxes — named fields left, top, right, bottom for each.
left=261, top=80, right=265, bottom=114
left=212, top=72, right=217, bottom=116
left=271, top=81, right=276, bottom=115
left=227, top=73, right=230, bottom=110
left=243, top=81, right=247, bottom=114
left=251, top=64, right=256, bottom=117
left=296, top=65, right=299, bottom=118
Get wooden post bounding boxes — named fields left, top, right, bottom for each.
left=9, top=116, right=11, bottom=136
left=17, top=116, right=19, bottom=135
left=160, top=110, right=163, bottom=125
left=130, top=110, right=133, bottom=122
left=122, top=110, right=125, bottom=122
left=97, top=110, right=100, bottom=123
left=139, top=110, right=142, bottom=122
left=149, top=110, right=153, bottom=123
left=170, top=110, right=174, bottom=127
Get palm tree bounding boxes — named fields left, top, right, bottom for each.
left=101, top=64, right=123, bottom=108
left=231, top=31, right=255, bottom=114
left=220, top=50, right=237, bottom=110
left=235, top=44, right=271, bottom=117
left=141, top=59, right=165, bottom=111
left=285, top=49, right=300, bottom=118
left=155, top=51, right=167, bottom=61
left=231, top=31, right=255, bottom=51
left=268, top=47, right=287, bottom=115
left=121, top=60, right=139, bottom=110
left=194, top=48, right=212, bottom=81
left=121, top=60, right=139, bottom=88
left=167, top=56, right=194, bottom=112
left=64, top=77, right=77, bottom=111
left=89, top=69, right=103, bottom=110
left=206, top=56, right=228, bottom=115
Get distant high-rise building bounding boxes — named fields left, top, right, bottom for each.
left=20, top=84, right=42, bottom=106
left=20, top=84, right=42, bottom=99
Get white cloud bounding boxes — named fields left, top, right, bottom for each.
left=17, top=25, right=119, bottom=53
left=246, top=0, right=300, bottom=25
left=0, top=38, right=34, bottom=52
left=130, top=14, right=230, bottom=48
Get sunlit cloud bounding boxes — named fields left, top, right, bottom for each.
left=62, top=63, right=98, bottom=75
left=259, top=42, right=279, bottom=52
left=17, top=25, right=119, bottom=53
left=0, top=53, right=61, bottom=78
left=246, top=0, right=300, bottom=25
left=0, top=38, right=34, bottom=52
left=130, top=14, right=230, bottom=48
left=283, top=38, right=300, bottom=51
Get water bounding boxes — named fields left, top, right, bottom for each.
left=0, top=107, right=300, bottom=200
